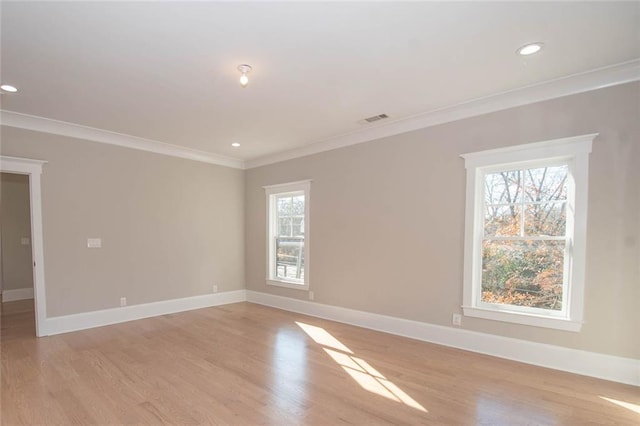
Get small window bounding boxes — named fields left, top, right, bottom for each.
left=461, top=135, right=594, bottom=331
left=264, top=180, right=310, bottom=290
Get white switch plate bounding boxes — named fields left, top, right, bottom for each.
left=120, top=297, right=127, bottom=307
left=87, top=238, right=102, bottom=248
left=308, top=291, right=314, bottom=301
left=212, top=285, right=218, bottom=293
left=20, top=237, right=30, bottom=245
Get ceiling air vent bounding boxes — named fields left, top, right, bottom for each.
left=359, top=113, right=389, bottom=124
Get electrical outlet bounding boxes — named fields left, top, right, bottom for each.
left=120, top=297, right=127, bottom=307
left=452, top=313, right=462, bottom=326
left=212, top=285, right=218, bottom=293
left=87, top=238, right=102, bottom=248
left=308, top=291, right=314, bottom=301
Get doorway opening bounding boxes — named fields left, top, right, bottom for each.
left=0, top=156, right=47, bottom=337
left=1, top=172, right=36, bottom=339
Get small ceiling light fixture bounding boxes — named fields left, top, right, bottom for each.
left=517, top=42, right=544, bottom=56
left=231, top=142, right=241, bottom=148
left=237, top=64, right=252, bottom=87
left=0, top=84, right=18, bottom=93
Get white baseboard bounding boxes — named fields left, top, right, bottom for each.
left=43, top=290, right=247, bottom=336
left=2, top=287, right=34, bottom=302
left=246, top=290, right=639, bottom=386
left=36, top=287, right=639, bottom=386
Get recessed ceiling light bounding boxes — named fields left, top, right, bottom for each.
left=231, top=142, right=241, bottom=148
left=517, top=42, right=544, bottom=56
left=0, top=84, right=18, bottom=93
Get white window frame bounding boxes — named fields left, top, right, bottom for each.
left=264, top=180, right=311, bottom=291
left=461, top=134, right=595, bottom=332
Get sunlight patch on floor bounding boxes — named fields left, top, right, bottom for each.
left=296, top=321, right=427, bottom=413
left=295, top=322, right=353, bottom=353
left=600, top=396, right=640, bottom=415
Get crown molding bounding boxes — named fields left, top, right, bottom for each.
left=2, top=60, right=638, bottom=171
left=0, top=110, right=245, bottom=169
left=245, top=59, right=640, bottom=169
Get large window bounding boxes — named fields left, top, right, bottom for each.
left=462, top=135, right=594, bottom=331
left=265, top=180, right=310, bottom=290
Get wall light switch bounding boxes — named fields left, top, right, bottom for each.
left=87, top=238, right=102, bottom=248
left=20, top=237, right=30, bottom=245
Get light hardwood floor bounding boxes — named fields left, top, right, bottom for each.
left=1, top=300, right=638, bottom=425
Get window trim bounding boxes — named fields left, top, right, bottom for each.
left=461, top=134, right=595, bottom=332
left=264, top=180, right=311, bottom=291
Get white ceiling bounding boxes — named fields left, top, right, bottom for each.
left=1, top=1, right=639, bottom=165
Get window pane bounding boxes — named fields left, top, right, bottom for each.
left=267, top=183, right=309, bottom=287
left=484, top=205, right=521, bottom=237
left=484, top=170, right=522, bottom=205
left=293, top=217, right=305, bottom=236
left=525, top=202, right=566, bottom=236
left=277, top=196, right=292, bottom=217
left=481, top=240, right=565, bottom=311
left=278, top=218, right=292, bottom=237
left=275, top=237, right=305, bottom=281
left=292, top=195, right=305, bottom=215
left=524, top=166, right=568, bottom=202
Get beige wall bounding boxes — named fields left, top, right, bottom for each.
left=0, top=127, right=245, bottom=317
left=0, top=83, right=637, bottom=359
left=245, top=82, right=640, bottom=359
left=1, top=172, right=34, bottom=292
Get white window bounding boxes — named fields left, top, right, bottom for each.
left=461, top=134, right=595, bottom=332
left=265, top=180, right=310, bottom=290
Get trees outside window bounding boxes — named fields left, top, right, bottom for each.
left=462, top=135, right=594, bottom=331
left=482, top=165, right=568, bottom=311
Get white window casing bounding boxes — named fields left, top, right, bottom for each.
left=264, top=180, right=311, bottom=291
left=461, top=134, right=595, bottom=332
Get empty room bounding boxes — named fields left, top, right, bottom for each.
left=1, top=1, right=639, bottom=424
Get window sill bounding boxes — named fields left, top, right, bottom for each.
left=266, top=279, right=309, bottom=291
left=462, top=306, right=583, bottom=332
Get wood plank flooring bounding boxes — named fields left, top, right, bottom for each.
left=1, top=300, right=638, bottom=425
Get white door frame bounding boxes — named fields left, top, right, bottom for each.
left=1, top=155, right=47, bottom=336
